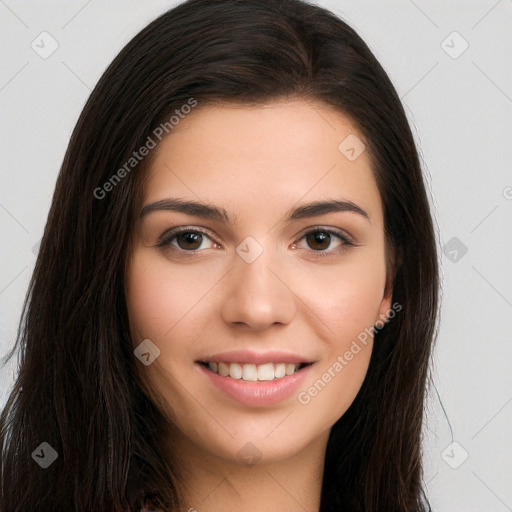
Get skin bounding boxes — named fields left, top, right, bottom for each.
left=125, top=98, right=392, bottom=512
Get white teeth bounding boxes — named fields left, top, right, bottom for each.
left=242, top=364, right=258, bottom=381
left=218, top=362, right=229, bottom=376
left=257, top=363, right=274, bottom=381
left=206, top=361, right=305, bottom=381
left=274, top=363, right=286, bottom=379
left=285, top=363, right=296, bottom=375
left=229, top=363, right=242, bottom=379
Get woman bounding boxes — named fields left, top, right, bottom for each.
left=0, top=0, right=438, bottom=510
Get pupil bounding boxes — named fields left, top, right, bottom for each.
left=177, top=232, right=202, bottom=250
left=307, top=231, right=330, bottom=250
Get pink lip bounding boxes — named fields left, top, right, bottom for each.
left=198, top=362, right=313, bottom=407
left=200, top=349, right=313, bottom=365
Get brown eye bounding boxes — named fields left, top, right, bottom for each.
left=156, top=227, right=218, bottom=254
left=176, top=231, right=203, bottom=250
left=306, top=231, right=332, bottom=251
left=293, top=228, right=355, bottom=256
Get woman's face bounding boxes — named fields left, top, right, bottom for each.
left=125, top=98, right=392, bottom=465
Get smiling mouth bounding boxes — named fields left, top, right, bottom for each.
left=198, top=361, right=312, bottom=381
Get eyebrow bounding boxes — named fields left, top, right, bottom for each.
left=139, top=198, right=370, bottom=223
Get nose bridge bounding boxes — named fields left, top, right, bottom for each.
left=220, top=240, right=296, bottom=329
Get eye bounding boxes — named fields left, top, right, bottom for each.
left=156, top=227, right=219, bottom=252
left=155, top=226, right=356, bottom=257
left=292, top=228, right=356, bottom=255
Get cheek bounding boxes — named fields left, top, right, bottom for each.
left=291, top=249, right=388, bottom=340
left=291, top=252, right=386, bottom=417
left=126, top=260, right=174, bottom=340
left=125, top=251, right=218, bottom=342
left=325, top=270, right=385, bottom=337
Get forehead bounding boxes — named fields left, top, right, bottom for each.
left=142, top=98, right=383, bottom=224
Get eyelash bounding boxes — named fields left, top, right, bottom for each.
left=155, top=226, right=357, bottom=258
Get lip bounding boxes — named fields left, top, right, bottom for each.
left=199, top=349, right=314, bottom=365
left=197, top=361, right=314, bottom=407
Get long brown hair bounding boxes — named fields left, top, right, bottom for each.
left=1, top=1, right=438, bottom=510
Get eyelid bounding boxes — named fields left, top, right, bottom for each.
left=155, top=225, right=218, bottom=248
left=294, top=225, right=356, bottom=245
left=155, top=224, right=358, bottom=255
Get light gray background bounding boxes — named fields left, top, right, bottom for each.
left=1, top=1, right=511, bottom=510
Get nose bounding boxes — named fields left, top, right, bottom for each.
left=220, top=250, right=296, bottom=331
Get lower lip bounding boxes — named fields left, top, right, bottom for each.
left=198, top=363, right=313, bottom=407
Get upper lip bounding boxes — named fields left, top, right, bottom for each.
left=198, top=350, right=314, bottom=365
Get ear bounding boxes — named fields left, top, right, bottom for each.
left=375, top=290, right=392, bottom=327
left=374, top=243, right=401, bottom=326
